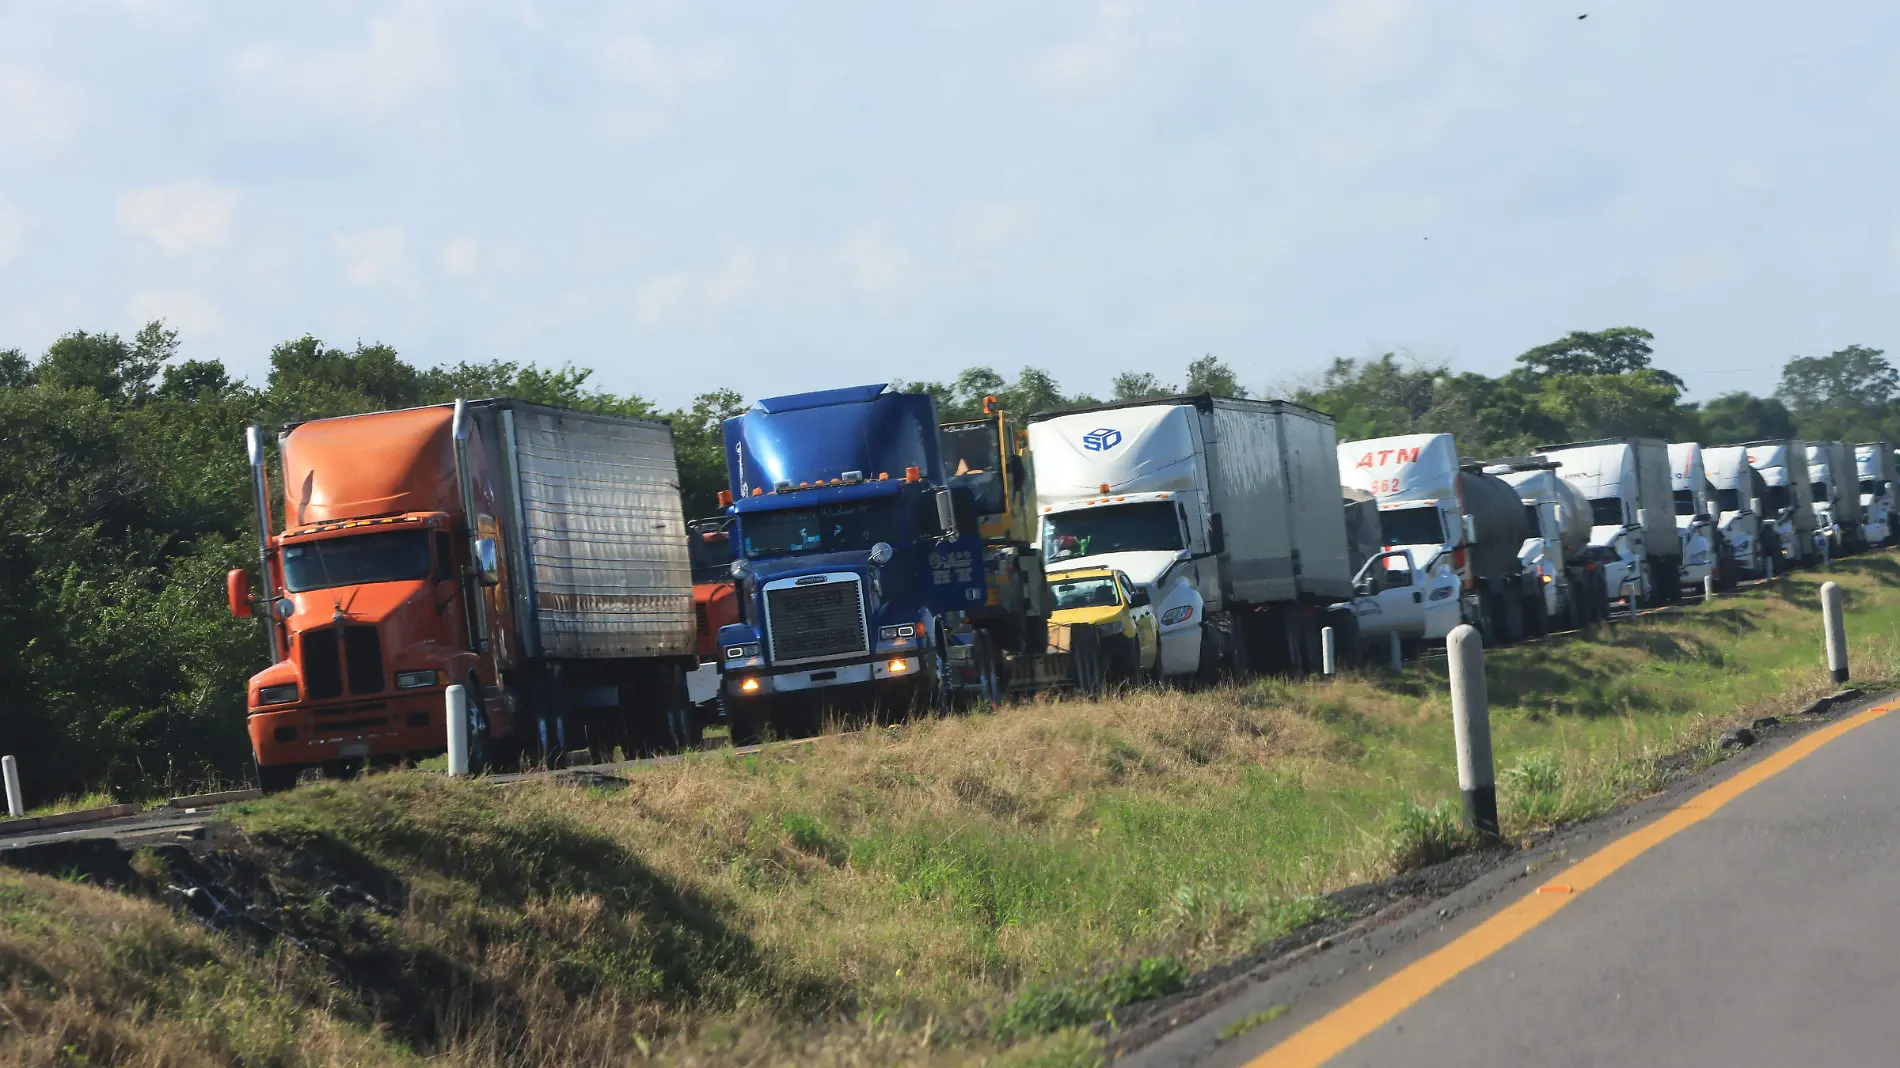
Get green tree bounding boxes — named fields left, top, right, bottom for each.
left=265, top=335, right=421, bottom=414
left=1776, top=344, right=1899, bottom=440
left=1529, top=369, right=1690, bottom=441
left=671, top=388, right=748, bottom=518
left=1696, top=391, right=1796, bottom=443
left=35, top=321, right=178, bottom=403
left=1184, top=354, right=1246, bottom=398
left=1111, top=371, right=1174, bottom=401
left=1515, top=327, right=1683, bottom=389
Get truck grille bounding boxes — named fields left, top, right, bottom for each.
left=765, top=579, right=867, bottom=664
left=695, top=601, right=709, bottom=638
left=302, top=627, right=344, bottom=700
left=344, top=626, right=384, bottom=695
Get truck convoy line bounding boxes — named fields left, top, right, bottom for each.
left=221, top=388, right=1897, bottom=790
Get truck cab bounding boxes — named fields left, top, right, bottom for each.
left=1805, top=442, right=1842, bottom=555
left=1701, top=446, right=1766, bottom=580
left=713, top=385, right=987, bottom=740
left=940, top=399, right=1050, bottom=654
left=1338, top=434, right=1489, bottom=638
left=685, top=515, right=740, bottom=712
left=1743, top=440, right=1818, bottom=569
left=1534, top=441, right=1673, bottom=606
left=1667, top=442, right=1721, bottom=590
left=1856, top=442, right=1897, bottom=548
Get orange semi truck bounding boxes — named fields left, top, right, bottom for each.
left=227, top=399, right=697, bottom=790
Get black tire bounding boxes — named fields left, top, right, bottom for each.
left=1523, top=591, right=1549, bottom=638
left=723, top=691, right=765, bottom=747
left=928, top=627, right=957, bottom=716
left=256, top=762, right=301, bottom=794
left=1071, top=625, right=1107, bottom=698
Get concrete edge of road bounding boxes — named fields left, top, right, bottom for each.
left=1112, top=686, right=1888, bottom=1068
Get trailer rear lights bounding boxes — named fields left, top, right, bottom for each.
left=405, top=711, right=429, bottom=728
left=273, top=726, right=297, bottom=743
left=740, top=677, right=761, bottom=692
left=395, top=670, right=438, bottom=690
left=257, top=684, right=299, bottom=706
left=886, top=659, right=909, bottom=674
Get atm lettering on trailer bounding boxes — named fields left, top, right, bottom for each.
left=1354, top=446, right=1421, bottom=470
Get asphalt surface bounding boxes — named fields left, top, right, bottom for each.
left=1133, top=694, right=1900, bottom=1068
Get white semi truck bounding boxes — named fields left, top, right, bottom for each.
left=1855, top=442, right=1896, bottom=547
left=1743, top=440, right=1820, bottom=569
left=1702, top=446, right=1768, bottom=580
left=1029, top=395, right=1355, bottom=678
left=1806, top=440, right=1864, bottom=554
left=1339, top=488, right=1462, bottom=657
left=1337, top=433, right=1537, bottom=643
left=1482, top=456, right=1612, bottom=628
left=1535, top=438, right=1683, bottom=606
left=1667, top=442, right=1724, bottom=590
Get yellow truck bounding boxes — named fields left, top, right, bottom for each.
left=1047, top=566, right=1158, bottom=682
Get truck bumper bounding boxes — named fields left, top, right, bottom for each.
left=248, top=689, right=447, bottom=768
left=725, top=655, right=922, bottom=696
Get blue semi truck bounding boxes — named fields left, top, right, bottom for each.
left=712, top=384, right=998, bottom=740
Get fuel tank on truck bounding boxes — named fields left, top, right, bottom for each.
left=1455, top=465, right=1532, bottom=580
left=723, top=384, right=945, bottom=498
left=1485, top=459, right=1593, bottom=562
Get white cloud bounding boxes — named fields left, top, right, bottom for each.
left=1024, top=0, right=1147, bottom=98
left=442, top=237, right=479, bottom=277
left=229, top=1, right=452, bottom=117
left=333, top=227, right=417, bottom=289
left=594, top=33, right=732, bottom=140
left=834, top=226, right=914, bottom=298
left=117, top=182, right=239, bottom=254
left=1301, top=0, right=1426, bottom=91
left=0, top=68, right=83, bottom=155
left=0, top=197, right=23, bottom=268
left=634, top=248, right=764, bottom=324
left=128, top=290, right=224, bottom=337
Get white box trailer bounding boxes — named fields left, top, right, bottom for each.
left=1744, top=439, right=1819, bottom=567
left=1536, top=437, right=1683, bottom=604
left=1030, top=395, right=1352, bottom=678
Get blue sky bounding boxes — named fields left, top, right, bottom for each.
left=2, top=0, right=1896, bottom=407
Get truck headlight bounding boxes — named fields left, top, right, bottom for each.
left=257, top=684, right=298, bottom=706
left=878, top=624, right=917, bottom=642
left=1430, top=586, right=1456, bottom=601
left=1159, top=605, right=1194, bottom=626
left=725, top=642, right=761, bottom=661
left=395, top=670, right=438, bottom=690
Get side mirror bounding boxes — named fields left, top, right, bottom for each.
left=936, top=487, right=957, bottom=538
left=226, top=569, right=252, bottom=619
left=1130, top=588, right=1151, bottom=608
left=473, top=538, right=501, bottom=587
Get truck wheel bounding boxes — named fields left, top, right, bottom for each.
left=927, top=629, right=958, bottom=717
left=256, top=762, right=301, bottom=794
left=1522, top=592, right=1548, bottom=638
left=723, top=692, right=765, bottom=747
left=973, top=629, right=1006, bottom=708
left=1071, top=625, right=1107, bottom=699
left=464, top=674, right=490, bottom=775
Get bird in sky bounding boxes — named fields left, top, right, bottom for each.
left=1578, top=13, right=1589, bottom=19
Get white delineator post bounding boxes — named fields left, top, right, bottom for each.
left=1821, top=581, right=1849, bottom=686
left=1321, top=626, right=1337, bottom=676
left=446, top=685, right=470, bottom=777
left=1704, top=574, right=1717, bottom=601
left=1388, top=631, right=1403, bottom=674
left=1446, top=624, right=1499, bottom=837
left=1, top=756, right=20, bottom=818
left=1765, top=551, right=1774, bottom=580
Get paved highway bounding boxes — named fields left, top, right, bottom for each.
left=1133, top=695, right=1900, bottom=1068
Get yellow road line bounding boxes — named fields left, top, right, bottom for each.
left=1247, top=699, right=1897, bottom=1068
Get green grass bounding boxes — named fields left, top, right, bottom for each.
left=7, top=559, right=1900, bottom=1066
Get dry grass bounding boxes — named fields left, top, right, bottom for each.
left=9, top=559, right=1900, bottom=1066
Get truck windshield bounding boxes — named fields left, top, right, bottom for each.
left=1379, top=507, right=1443, bottom=546
left=1861, top=479, right=1883, bottom=498
left=282, top=530, right=432, bottom=593
left=1763, top=485, right=1791, bottom=512
left=1050, top=575, right=1121, bottom=611
left=942, top=419, right=1011, bottom=517
left=1811, top=481, right=1829, bottom=502
left=1523, top=504, right=1540, bottom=533
left=1043, top=502, right=1182, bottom=564
left=1715, top=488, right=1742, bottom=513
left=1673, top=490, right=1697, bottom=517
left=686, top=519, right=734, bottom=584
left=1589, top=498, right=1624, bottom=526
left=741, top=497, right=902, bottom=558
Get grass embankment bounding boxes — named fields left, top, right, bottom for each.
left=9, top=558, right=1900, bottom=1066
